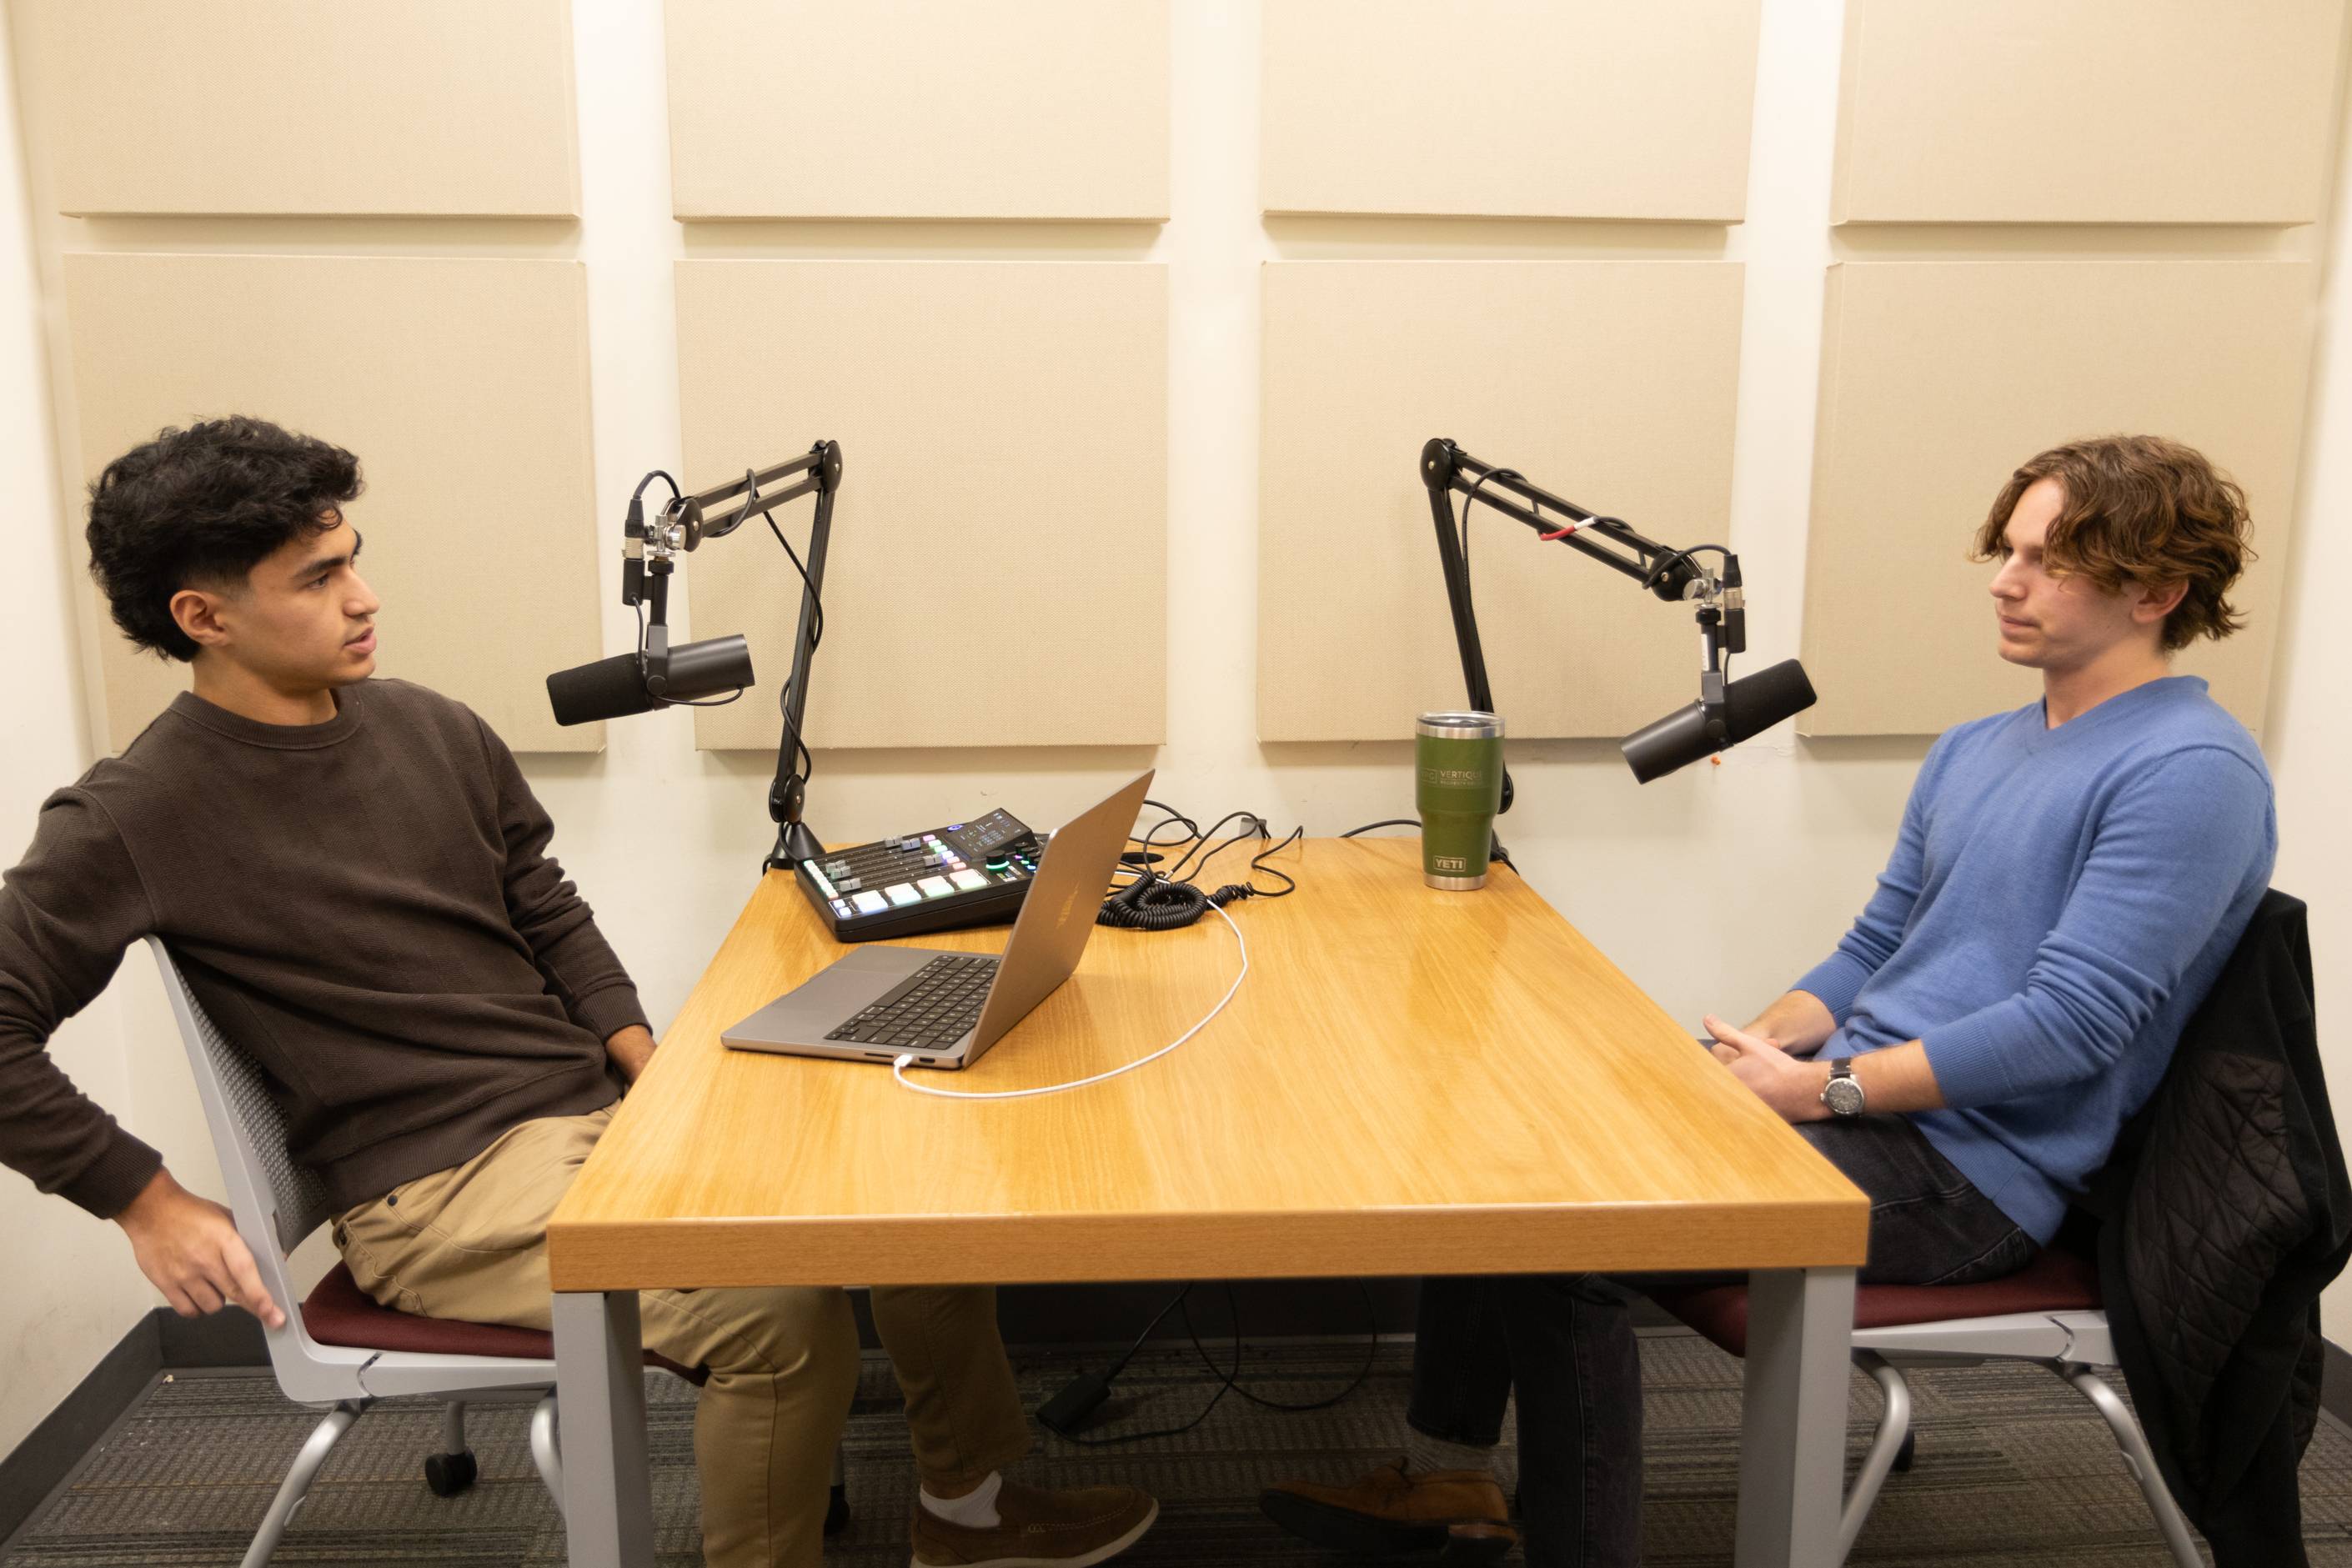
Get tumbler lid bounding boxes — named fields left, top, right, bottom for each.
left=1415, top=711, right=1503, bottom=739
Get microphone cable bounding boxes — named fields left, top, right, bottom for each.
left=624, top=468, right=749, bottom=709
left=1102, top=806, right=1300, bottom=931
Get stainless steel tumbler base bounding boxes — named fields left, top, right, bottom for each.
left=1425, top=872, right=1488, bottom=891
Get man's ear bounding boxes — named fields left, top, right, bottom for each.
left=2134, top=578, right=2190, bottom=625
left=168, top=585, right=233, bottom=652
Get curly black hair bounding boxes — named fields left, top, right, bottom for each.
left=84, top=417, right=364, bottom=661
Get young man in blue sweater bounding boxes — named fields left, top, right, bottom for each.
left=1263, top=433, right=2278, bottom=1567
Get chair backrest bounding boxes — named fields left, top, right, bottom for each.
left=146, top=938, right=576, bottom=1405
left=145, top=938, right=331, bottom=1310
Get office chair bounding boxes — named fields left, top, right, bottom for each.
left=148, top=937, right=847, bottom=1565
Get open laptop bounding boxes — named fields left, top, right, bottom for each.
left=721, top=769, right=1154, bottom=1070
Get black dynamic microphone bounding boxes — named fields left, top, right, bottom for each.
left=1619, top=658, right=1816, bottom=784
left=548, top=652, right=658, bottom=726
left=547, top=634, right=755, bottom=727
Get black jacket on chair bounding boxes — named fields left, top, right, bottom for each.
left=2086, top=889, right=2349, bottom=1568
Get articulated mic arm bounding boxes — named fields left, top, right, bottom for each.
left=627, top=440, right=843, bottom=871
left=1419, top=438, right=1752, bottom=803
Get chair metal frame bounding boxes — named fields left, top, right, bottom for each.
left=148, top=938, right=847, bottom=1565
left=1839, top=1307, right=2201, bottom=1566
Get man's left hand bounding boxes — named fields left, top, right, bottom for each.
left=1703, top=1013, right=1829, bottom=1123
left=606, top=1024, right=657, bottom=1083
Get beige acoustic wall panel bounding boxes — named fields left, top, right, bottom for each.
left=18, top=0, right=578, bottom=217
left=1259, top=263, right=1743, bottom=742
left=1802, top=262, right=2315, bottom=738
left=63, top=253, right=605, bottom=753
left=666, top=2, right=1167, bottom=220
left=1262, top=0, right=1760, bottom=220
left=676, top=262, right=1166, bottom=750
left=1833, top=1, right=2344, bottom=223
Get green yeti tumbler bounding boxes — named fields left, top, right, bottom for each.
left=1414, top=711, right=1505, bottom=889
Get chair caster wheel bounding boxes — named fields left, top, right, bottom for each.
left=825, top=1481, right=850, bottom=1535
left=425, top=1450, right=479, bottom=1496
left=1893, top=1432, right=1918, bottom=1473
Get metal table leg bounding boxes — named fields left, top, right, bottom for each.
left=553, top=1290, right=655, bottom=1568
left=1735, top=1266, right=1856, bottom=1567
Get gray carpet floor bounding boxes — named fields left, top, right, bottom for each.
left=7, top=1330, right=2350, bottom=1565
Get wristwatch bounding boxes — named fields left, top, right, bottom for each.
left=1820, top=1060, right=1866, bottom=1117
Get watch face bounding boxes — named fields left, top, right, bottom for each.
left=1824, top=1075, right=1866, bottom=1116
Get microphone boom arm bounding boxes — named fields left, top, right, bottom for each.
left=626, top=439, right=843, bottom=874
left=1418, top=437, right=1746, bottom=810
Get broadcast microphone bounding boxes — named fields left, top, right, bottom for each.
left=1619, top=658, right=1816, bottom=784
left=546, top=634, right=755, bottom=727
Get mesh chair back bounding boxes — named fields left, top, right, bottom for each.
left=147, top=939, right=333, bottom=1258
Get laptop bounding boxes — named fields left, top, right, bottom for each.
left=721, top=769, right=1154, bottom=1070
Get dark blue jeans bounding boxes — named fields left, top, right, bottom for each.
left=1407, top=1112, right=2037, bottom=1568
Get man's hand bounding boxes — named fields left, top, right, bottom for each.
left=113, top=1169, right=285, bottom=1328
left=605, top=1024, right=657, bottom=1084
left=1705, top=1012, right=1783, bottom=1065
left=1704, top=1014, right=1830, bottom=1124
left=1732, top=990, right=1837, bottom=1058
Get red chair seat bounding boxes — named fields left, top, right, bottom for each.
left=302, top=1262, right=706, bottom=1384
left=1652, top=1246, right=2102, bottom=1359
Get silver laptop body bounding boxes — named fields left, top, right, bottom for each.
left=720, top=769, right=1154, bottom=1070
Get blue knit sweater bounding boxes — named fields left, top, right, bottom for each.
left=1793, top=675, right=2274, bottom=1244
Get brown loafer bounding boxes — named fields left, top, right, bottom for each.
left=910, top=1477, right=1157, bottom=1567
left=1261, top=1459, right=1517, bottom=1561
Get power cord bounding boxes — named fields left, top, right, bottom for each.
left=1338, top=814, right=1510, bottom=869
left=1040, top=1280, right=1382, bottom=1443
left=887, top=887, right=1248, bottom=1101
left=1043, top=1287, right=1242, bottom=1445
left=1100, top=809, right=1299, bottom=931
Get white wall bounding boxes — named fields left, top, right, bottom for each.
left=539, top=0, right=1923, bottom=1042
left=2274, top=52, right=2352, bottom=1336
left=0, top=17, right=154, bottom=1456
left=3, top=0, right=2349, bottom=1459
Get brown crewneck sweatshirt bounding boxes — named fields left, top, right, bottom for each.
left=0, top=678, right=645, bottom=1218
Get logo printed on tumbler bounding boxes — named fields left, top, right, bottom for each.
left=1419, top=767, right=1487, bottom=788
left=1433, top=854, right=1467, bottom=872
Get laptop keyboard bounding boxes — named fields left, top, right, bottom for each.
left=825, top=954, right=998, bottom=1049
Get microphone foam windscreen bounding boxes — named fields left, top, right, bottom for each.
left=1724, top=659, right=1818, bottom=744
left=547, top=651, right=655, bottom=727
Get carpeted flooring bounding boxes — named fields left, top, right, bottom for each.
left=7, top=1330, right=2350, bottom=1565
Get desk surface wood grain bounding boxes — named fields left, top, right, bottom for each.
left=548, top=838, right=1867, bottom=1290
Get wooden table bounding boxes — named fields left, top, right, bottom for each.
left=548, top=837, right=1867, bottom=1565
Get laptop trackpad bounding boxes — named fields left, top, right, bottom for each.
left=726, top=948, right=930, bottom=1046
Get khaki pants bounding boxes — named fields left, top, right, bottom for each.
left=332, top=1105, right=1032, bottom=1567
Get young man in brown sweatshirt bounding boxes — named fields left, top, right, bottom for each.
left=0, top=417, right=1156, bottom=1568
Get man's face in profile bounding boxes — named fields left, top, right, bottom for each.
left=189, top=513, right=381, bottom=691
left=1985, top=478, right=2164, bottom=674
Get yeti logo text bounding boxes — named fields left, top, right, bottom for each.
left=1433, top=854, right=1467, bottom=872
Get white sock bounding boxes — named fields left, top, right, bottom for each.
left=920, top=1470, right=1004, bottom=1528
left=1404, top=1429, right=1498, bottom=1477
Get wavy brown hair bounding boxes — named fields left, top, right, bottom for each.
left=86, top=416, right=363, bottom=661
left=1972, top=434, right=2253, bottom=652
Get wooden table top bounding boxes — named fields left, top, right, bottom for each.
left=547, top=837, right=1867, bottom=1291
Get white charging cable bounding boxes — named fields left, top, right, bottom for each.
left=889, top=884, right=1249, bottom=1101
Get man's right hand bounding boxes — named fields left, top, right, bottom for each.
left=113, top=1168, right=286, bottom=1329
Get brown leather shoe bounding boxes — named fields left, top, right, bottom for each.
left=910, top=1477, right=1157, bottom=1567
left=1261, top=1460, right=1517, bottom=1562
